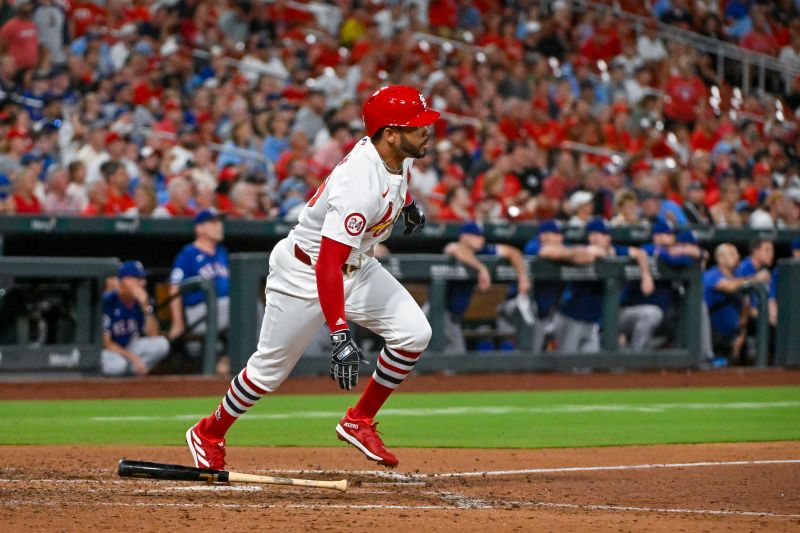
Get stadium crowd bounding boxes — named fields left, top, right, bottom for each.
left=0, top=0, right=798, bottom=229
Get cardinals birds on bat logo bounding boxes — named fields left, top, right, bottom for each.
left=367, top=202, right=400, bottom=237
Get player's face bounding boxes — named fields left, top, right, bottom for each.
left=198, top=219, right=224, bottom=243
left=588, top=232, right=611, bottom=248
left=397, top=125, right=431, bottom=159
left=754, top=242, right=774, bottom=266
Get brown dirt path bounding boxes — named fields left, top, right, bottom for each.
left=1, top=368, right=798, bottom=400
left=1, top=442, right=799, bottom=532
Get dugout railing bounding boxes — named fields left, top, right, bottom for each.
left=226, top=252, right=754, bottom=376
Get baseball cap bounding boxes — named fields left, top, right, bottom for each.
left=676, top=230, right=698, bottom=244
left=586, top=218, right=609, bottom=235
left=791, top=236, right=800, bottom=251
left=568, top=190, right=594, bottom=210
left=118, top=260, right=146, bottom=279
left=735, top=200, right=755, bottom=213
left=194, top=207, right=222, bottom=225
left=459, top=221, right=484, bottom=236
left=651, top=218, right=673, bottom=235
left=537, top=219, right=562, bottom=235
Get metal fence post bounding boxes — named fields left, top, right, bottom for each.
left=228, top=253, right=269, bottom=374
left=600, top=261, right=622, bottom=351
left=427, top=277, right=447, bottom=352
left=776, top=259, right=800, bottom=366
left=682, top=263, right=704, bottom=365
left=743, top=283, right=769, bottom=368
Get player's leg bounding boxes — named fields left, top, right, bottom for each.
left=554, top=313, right=582, bottom=352
left=100, top=349, right=129, bottom=376
left=443, top=311, right=467, bottom=354
left=127, top=336, right=170, bottom=371
left=580, top=323, right=601, bottom=352
left=626, top=305, right=664, bottom=351
left=334, top=258, right=431, bottom=466
left=187, top=238, right=324, bottom=469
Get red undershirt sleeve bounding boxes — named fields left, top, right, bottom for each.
left=315, top=236, right=352, bottom=333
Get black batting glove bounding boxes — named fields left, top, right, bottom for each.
left=329, top=329, right=363, bottom=390
left=402, top=200, right=426, bottom=236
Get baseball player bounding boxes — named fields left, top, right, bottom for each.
left=168, top=208, right=231, bottom=340
left=186, top=86, right=438, bottom=469
left=441, top=221, right=531, bottom=353
left=619, top=219, right=700, bottom=350
left=101, top=261, right=169, bottom=376
left=522, top=219, right=604, bottom=352
left=555, top=218, right=655, bottom=352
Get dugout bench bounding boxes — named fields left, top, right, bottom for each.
left=0, top=257, right=118, bottom=372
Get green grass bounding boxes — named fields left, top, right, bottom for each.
left=1, top=386, right=799, bottom=448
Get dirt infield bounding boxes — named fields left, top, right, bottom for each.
left=1, top=368, right=799, bottom=400
left=1, top=442, right=799, bottom=532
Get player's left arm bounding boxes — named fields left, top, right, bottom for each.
left=496, top=244, right=531, bottom=295
left=629, top=246, right=655, bottom=296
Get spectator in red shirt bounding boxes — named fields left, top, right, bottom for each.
left=429, top=0, right=457, bottom=31
left=541, top=151, right=579, bottom=219
left=438, top=185, right=473, bottom=222
left=68, top=0, right=106, bottom=38
left=81, top=180, right=110, bottom=216
left=663, top=58, right=708, bottom=125
left=6, top=166, right=41, bottom=214
left=578, top=12, right=621, bottom=63
left=101, top=161, right=135, bottom=214
left=740, top=10, right=780, bottom=56
left=0, top=1, right=38, bottom=71
left=228, top=181, right=265, bottom=219
left=154, top=176, right=197, bottom=218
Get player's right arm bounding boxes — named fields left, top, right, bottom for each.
left=444, top=242, right=491, bottom=291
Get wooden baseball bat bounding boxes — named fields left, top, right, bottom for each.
left=117, top=459, right=348, bottom=492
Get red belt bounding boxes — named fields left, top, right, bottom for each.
left=294, top=244, right=359, bottom=275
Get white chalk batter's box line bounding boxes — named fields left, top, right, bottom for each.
left=3, top=497, right=799, bottom=519
left=262, top=458, right=800, bottom=481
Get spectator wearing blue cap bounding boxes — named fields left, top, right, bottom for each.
left=168, top=208, right=231, bottom=348
left=522, top=219, right=605, bottom=352
left=439, top=221, right=531, bottom=353
left=555, top=218, right=655, bottom=353
left=101, top=260, right=169, bottom=376
left=792, top=236, right=800, bottom=259
left=621, top=219, right=702, bottom=350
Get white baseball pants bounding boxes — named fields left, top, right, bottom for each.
left=246, top=237, right=431, bottom=392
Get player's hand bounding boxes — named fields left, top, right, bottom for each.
left=477, top=267, right=491, bottom=291
left=329, top=329, right=363, bottom=390
left=754, top=269, right=771, bottom=284
left=168, top=323, right=185, bottom=341
left=401, top=201, right=426, bottom=236
left=130, top=355, right=148, bottom=376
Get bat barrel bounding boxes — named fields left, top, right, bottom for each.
left=118, top=459, right=230, bottom=483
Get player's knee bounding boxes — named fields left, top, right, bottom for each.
left=156, top=336, right=170, bottom=356
left=645, top=306, right=664, bottom=327
left=395, top=316, right=431, bottom=353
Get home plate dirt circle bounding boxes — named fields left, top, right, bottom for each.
left=2, top=442, right=799, bottom=532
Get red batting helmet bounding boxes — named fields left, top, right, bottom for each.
left=362, top=85, right=440, bottom=137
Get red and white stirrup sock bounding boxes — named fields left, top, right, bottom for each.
left=199, top=368, right=267, bottom=439
left=352, top=347, right=421, bottom=420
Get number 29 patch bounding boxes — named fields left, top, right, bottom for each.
left=344, top=213, right=366, bottom=236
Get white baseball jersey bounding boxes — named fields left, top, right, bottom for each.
left=291, top=136, right=411, bottom=266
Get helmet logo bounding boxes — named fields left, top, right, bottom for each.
left=419, top=93, right=427, bottom=108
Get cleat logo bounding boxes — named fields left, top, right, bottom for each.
left=343, top=422, right=359, bottom=429
left=214, top=407, right=221, bottom=421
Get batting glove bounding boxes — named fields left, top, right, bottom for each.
left=329, top=329, right=363, bottom=390
left=401, top=201, right=426, bottom=236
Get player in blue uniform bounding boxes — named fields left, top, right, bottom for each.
left=101, top=261, right=169, bottom=376
left=522, top=219, right=604, bottom=352
left=555, top=218, right=654, bottom=352
left=703, top=243, right=771, bottom=361
left=620, top=219, right=702, bottom=350
left=735, top=238, right=776, bottom=326
left=441, top=222, right=530, bottom=353
left=168, top=208, right=231, bottom=342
